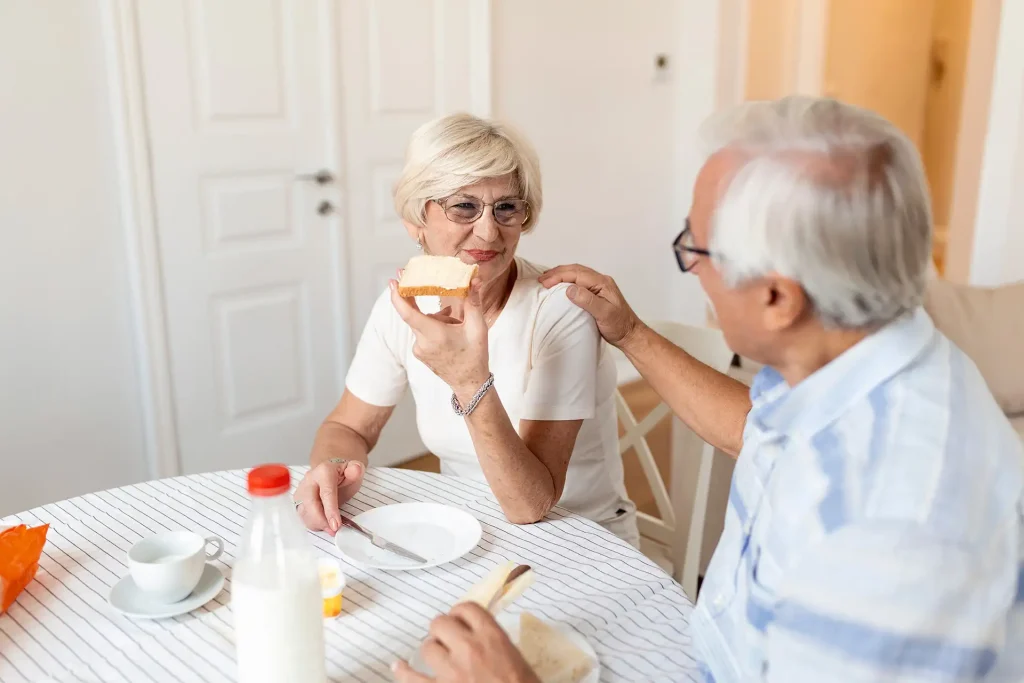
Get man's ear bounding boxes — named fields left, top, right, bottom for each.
left=761, top=275, right=809, bottom=332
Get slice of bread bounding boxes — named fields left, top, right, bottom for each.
left=518, top=612, right=594, bottom=683
left=459, top=562, right=535, bottom=614
left=398, top=255, right=478, bottom=298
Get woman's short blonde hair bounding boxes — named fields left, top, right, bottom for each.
left=393, top=113, right=543, bottom=231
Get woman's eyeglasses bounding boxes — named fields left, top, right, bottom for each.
left=672, top=219, right=712, bottom=272
left=434, top=195, right=531, bottom=228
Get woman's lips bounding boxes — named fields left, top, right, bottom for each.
left=465, top=250, right=499, bottom=262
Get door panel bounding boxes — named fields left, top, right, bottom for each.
left=137, top=0, right=344, bottom=473
left=745, top=0, right=803, bottom=99
left=823, top=0, right=937, bottom=149
left=922, top=0, right=975, bottom=272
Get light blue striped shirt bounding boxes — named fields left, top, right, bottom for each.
left=692, top=308, right=1024, bottom=682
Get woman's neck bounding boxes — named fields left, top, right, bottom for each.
left=478, top=259, right=518, bottom=325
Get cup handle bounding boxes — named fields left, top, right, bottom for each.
left=204, top=536, right=224, bottom=562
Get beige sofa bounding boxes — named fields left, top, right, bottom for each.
left=924, top=279, right=1024, bottom=441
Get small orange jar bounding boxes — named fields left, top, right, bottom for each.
left=317, top=558, right=345, bottom=619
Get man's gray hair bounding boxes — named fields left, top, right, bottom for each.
left=701, top=96, right=932, bottom=329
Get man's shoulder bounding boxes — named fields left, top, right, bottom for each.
left=828, top=340, right=1023, bottom=539
left=832, top=332, right=1014, bottom=452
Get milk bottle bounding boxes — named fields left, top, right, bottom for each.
left=233, top=465, right=326, bottom=683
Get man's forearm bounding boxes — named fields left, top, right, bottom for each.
left=309, top=421, right=371, bottom=468
left=620, top=324, right=750, bottom=457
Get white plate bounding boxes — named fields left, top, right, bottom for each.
left=108, top=563, right=225, bottom=620
left=497, top=612, right=600, bottom=683
left=334, top=503, right=482, bottom=571
left=410, top=613, right=600, bottom=682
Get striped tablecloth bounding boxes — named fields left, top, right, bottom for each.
left=0, top=467, right=700, bottom=682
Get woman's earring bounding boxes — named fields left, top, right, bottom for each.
left=416, top=239, right=423, bottom=251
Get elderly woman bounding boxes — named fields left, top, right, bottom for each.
left=293, top=113, right=638, bottom=545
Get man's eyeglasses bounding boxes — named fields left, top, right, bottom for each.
left=434, top=195, right=531, bottom=228
left=672, top=219, right=712, bottom=272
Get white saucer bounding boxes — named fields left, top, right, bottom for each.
left=334, top=503, right=482, bottom=571
left=109, top=563, right=225, bottom=619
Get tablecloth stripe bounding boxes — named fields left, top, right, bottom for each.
left=1, top=467, right=699, bottom=683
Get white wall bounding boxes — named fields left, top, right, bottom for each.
left=966, top=0, right=1024, bottom=286
left=671, top=0, right=733, bottom=325
left=0, top=0, right=148, bottom=515
left=2, top=0, right=716, bottom=518
left=492, top=0, right=706, bottom=327
left=6, top=0, right=1017, bottom=519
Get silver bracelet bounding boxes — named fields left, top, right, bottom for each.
left=451, top=374, right=495, bottom=417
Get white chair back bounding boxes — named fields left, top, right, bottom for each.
left=614, top=322, right=734, bottom=598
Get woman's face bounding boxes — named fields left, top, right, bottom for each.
left=411, top=176, right=525, bottom=286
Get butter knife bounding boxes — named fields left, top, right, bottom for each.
left=485, top=564, right=532, bottom=613
left=339, top=514, right=429, bottom=564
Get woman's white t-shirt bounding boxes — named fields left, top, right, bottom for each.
left=345, top=258, right=638, bottom=544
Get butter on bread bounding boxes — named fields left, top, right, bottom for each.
left=398, top=255, right=478, bottom=298
left=518, top=612, right=594, bottom=683
left=458, top=562, right=535, bottom=614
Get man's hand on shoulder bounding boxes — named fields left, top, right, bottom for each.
left=539, top=264, right=645, bottom=349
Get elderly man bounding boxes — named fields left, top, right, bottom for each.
left=393, top=96, right=1024, bottom=683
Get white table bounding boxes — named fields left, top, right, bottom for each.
left=0, top=467, right=700, bottom=682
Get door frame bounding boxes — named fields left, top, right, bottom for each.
left=99, top=0, right=494, bottom=479
left=100, top=0, right=180, bottom=479
left=953, top=0, right=1018, bottom=285
left=715, top=0, right=1013, bottom=286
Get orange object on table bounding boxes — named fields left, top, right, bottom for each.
left=0, top=524, right=49, bottom=614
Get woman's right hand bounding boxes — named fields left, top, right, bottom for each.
left=294, top=459, right=366, bottom=535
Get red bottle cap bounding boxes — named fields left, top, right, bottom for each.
left=247, top=465, right=291, bottom=497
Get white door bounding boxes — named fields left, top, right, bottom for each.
left=137, top=0, right=488, bottom=472
left=136, top=0, right=348, bottom=473
left=337, top=0, right=489, bottom=465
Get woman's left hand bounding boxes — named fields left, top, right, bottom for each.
left=389, top=278, right=491, bottom=401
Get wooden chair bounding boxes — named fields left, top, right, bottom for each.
left=613, top=322, right=734, bottom=599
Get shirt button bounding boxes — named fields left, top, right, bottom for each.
left=713, top=595, right=725, bottom=608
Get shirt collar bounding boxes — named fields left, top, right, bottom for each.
left=750, top=307, right=938, bottom=437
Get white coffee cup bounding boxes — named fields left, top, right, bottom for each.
left=127, top=531, right=224, bottom=603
